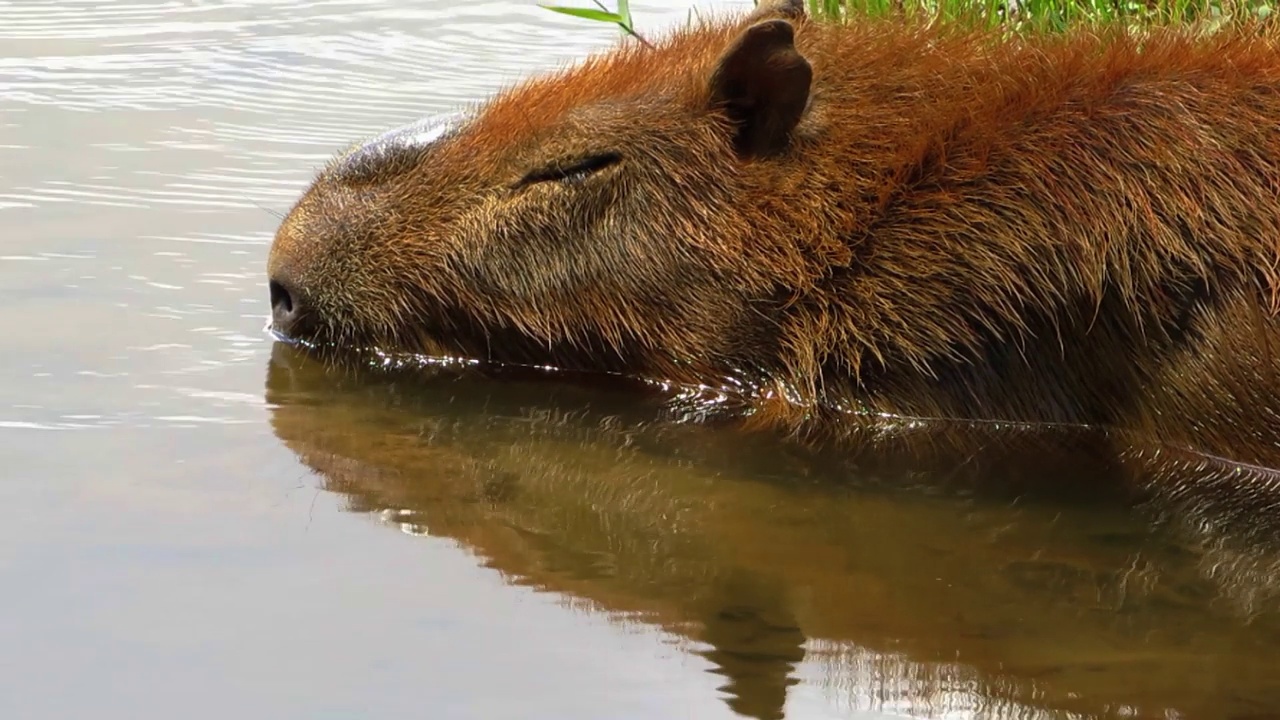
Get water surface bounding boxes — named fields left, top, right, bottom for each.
left=4, top=1, right=1280, bottom=718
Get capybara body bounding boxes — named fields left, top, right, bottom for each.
left=267, top=0, right=1280, bottom=469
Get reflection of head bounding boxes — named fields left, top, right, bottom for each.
left=265, top=344, right=1280, bottom=720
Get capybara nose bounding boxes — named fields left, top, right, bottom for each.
left=269, top=276, right=302, bottom=337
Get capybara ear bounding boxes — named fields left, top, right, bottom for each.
left=708, top=19, right=812, bottom=157
left=745, top=0, right=807, bottom=22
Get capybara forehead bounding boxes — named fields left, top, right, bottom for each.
left=326, top=113, right=465, bottom=185
left=460, top=22, right=744, bottom=156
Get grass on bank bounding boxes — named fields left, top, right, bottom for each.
left=542, top=0, right=1277, bottom=37
left=819, top=0, right=1274, bottom=31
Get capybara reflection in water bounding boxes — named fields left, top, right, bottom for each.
left=267, top=0, right=1280, bottom=469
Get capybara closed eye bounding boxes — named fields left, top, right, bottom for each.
left=267, top=0, right=1280, bottom=469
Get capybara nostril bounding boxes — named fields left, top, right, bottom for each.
left=269, top=278, right=300, bottom=335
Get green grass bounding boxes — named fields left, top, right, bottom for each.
left=542, top=0, right=1276, bottom=37
left=820, top=0, right=1276, bottom=32
left=541, top=0, right=651, bottom=45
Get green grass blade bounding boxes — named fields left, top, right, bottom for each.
left=540, top=5, right=627, bottom=24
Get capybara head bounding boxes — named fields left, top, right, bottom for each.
left=268, top=0, right=822, bottom=383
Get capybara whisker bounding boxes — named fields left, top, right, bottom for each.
left=253, top=200, right=285, bottom=220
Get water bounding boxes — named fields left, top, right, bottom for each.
left=3, top=1, right=1280, bottom=718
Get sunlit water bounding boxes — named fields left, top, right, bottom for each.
left=4, top=1, right=1280, bottom=719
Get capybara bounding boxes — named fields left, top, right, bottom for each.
left=267, top=0, right=1280, bottom=471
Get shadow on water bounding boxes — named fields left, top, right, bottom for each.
left=264, top=343, right=1280, bottom=720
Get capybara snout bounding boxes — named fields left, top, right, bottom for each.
left=268, top=113, right=466, bottom=344
left=267, top=0, right=1280, bottom=466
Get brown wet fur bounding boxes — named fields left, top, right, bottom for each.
left=268, top=0, right=1280, bottom=470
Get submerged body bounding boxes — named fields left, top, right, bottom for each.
left=267, top=0, right=1280, bottom=470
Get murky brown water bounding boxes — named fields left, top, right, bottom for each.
left=5, top=1, right=1280, bottom=718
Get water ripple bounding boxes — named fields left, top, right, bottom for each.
left=0, top=0, right=748, bottom=429
left=1, top=0, right=671, bottom=218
